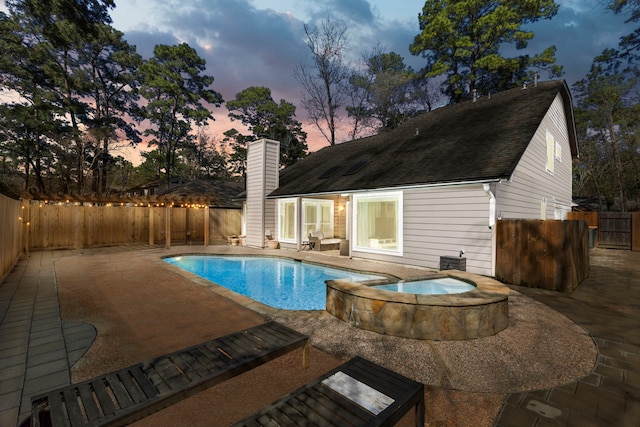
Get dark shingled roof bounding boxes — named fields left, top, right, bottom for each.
left=270, top=80, right=577, bottom=197
left=159, top=179, right=244, bottom=208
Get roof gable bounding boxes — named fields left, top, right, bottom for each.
left=270, top=80, right=577, bottom=197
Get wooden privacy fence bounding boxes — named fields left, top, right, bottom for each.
left=496, top=219, right=589, bottom=293
left=568, top=211, right=640, bottom=251
left=0, top=194, right=22, bottom=282
left=24, top=202, right=242, bottom=250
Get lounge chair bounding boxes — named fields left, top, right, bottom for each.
left=29, top=322, right=308, bottom=427
left=232, top=356, right=425, bottom=426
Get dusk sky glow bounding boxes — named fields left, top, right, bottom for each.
left=1, top=0, right=637, bottom=160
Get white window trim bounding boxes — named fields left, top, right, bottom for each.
left=277, top=198, right=297, bottom=243
left=555, top=141, right=562, bottom=161
left=352, top=191, right=403, bottom=256
left=302, top=198, right=335, bottom=237
left=546, top=130, right=555, bottom=174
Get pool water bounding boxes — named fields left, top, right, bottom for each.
left=372, top=277, right=475, bottom=295
left=164, top=255, right=385, bottom=310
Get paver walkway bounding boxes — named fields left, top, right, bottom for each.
left=495, top=248, right=640, bottom=426
left=0, top=248, right=147, bottom=427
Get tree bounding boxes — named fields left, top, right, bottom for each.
left=7, top=0, right=116, bottom=192
left=79, top=23, right=142, bottom=194
left=0, top=10, right=62, bottom=193
left=409, top=0, right=562, bottom=103
left=294, top=19, right=349, bottom=146
left=133, top=150, right=165, bottom=184
left=573, top=50, right=639, bottom=211
left=222, top=129, right=251, bottom=177
left=137, top=43, right=223, bottom=188
left=611, top=0, right=640, bottom=19
left=0, top=103, right=60, bottom=192
left=226, top=86, right=308, bottom=170
left=180, top=127, right=230, bottom=180
left=346, top=48, right=441, bottom=135
left=106, top=156, right=136, bottom=193
left=2, top=0, right=119, bottom=194
left=606, top=0, right=640, bottom=67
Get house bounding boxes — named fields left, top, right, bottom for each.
left=244, top=80, right=578, bottom=277
left=126, top=177, right=186, bottom=197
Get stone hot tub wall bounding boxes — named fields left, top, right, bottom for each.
left=326, top=272, right=510, bottom=340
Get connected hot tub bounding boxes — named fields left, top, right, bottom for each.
left=325, top=271, right=509, bottom=340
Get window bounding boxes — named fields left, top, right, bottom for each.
left=541, top=198, right=547, bottom=220
left=555, top=141, right=562, bottom=161
left=353, top=192, right=402, bottom=255
left=553, top=200, right=565, bottom=220
left=546, top=130, right=555, bottom=174
left=277, top=199, right=296, bottom=242
left=302, top=199, right=334, bottom=237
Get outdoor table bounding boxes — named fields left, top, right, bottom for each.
left=232, top=356, right=425, bottom=426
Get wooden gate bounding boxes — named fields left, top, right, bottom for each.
left=496, top=219, right=589, bottom=292
left=598, top=212, right=632, bottom=250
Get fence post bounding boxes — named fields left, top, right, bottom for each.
left=75, top=206, right=87, bottom=249
left=23, top=200, right=30, bottom=259
left=165, top=203, right=171, bottom=249
left=204, top=206, right=210, bottom=246
left=149, top=206, right=154, bottom=245
left=633, top=212, right=640, bottom=251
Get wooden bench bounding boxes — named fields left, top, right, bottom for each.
left=30, top=322, right=309, bottom=427
left=232, top=356, right=425, bottom=426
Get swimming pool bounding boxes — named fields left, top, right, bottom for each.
left=163, top=255, right=385, bottom=310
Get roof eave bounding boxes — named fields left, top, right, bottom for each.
left=559, top=80, right=579, bottom=158
left=266, top=177, right=505, bottom=198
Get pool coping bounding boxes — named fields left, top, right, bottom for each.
left=327, top=270, right=509, bottom=307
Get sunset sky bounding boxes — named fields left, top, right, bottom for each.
left=1, top=0, right=637, bottom=160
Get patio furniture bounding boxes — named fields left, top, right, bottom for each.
left=29, top=322, right=309, bottom=427
left=232, top=356, right=425, bottom=427
left=301, top=240, right=315, bottom=251
left=309, top=231, right=341, bottom=251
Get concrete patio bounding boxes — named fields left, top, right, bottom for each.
left=0, top=245, right=638, bottom=426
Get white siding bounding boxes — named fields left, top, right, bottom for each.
left=264, top=142, right=279, bottom=236
left=351, top=184, right=494, bottom=276
left=497, top=94, right=573, bottom=220
left=246, top=139, right=280, bottom=248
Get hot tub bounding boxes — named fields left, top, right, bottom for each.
left=326, top=272, right=509, bottom=340
left=371, top=277, right=476, bottom=295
